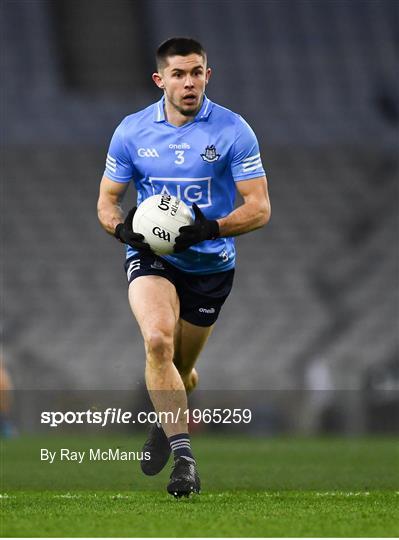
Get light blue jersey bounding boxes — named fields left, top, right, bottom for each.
left=104, top=95, right=265, bottom=274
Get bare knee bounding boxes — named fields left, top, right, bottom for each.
left=145, top=329, right=174, bottom=364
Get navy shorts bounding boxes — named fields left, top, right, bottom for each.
left=124, top=253, right=234, bottom=327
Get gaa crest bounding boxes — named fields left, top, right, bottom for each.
left=201, top=144, right=220, bottom=163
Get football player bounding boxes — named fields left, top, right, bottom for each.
left=97, top=37, right=271, bottom=497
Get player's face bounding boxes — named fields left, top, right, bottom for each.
left=153, top=54, right=211, bottom=117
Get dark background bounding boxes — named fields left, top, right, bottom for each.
left=2, top=0, right=398, bottom=433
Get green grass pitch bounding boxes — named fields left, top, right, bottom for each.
left=1, top=435, right=398, bottom=537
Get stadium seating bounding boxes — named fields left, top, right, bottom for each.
left=4, top=147, right=397, bottom=393
left=2, top=0, right=397, bottom=431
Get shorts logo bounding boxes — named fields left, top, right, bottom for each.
left=149, top=177, right=212, bottom=207
left=152, top=226, right=171, bottom=242
left=127, top=259, right=140, bottom=281
left=199, top=307, right=216, bottom=314
left=150, top=260, right=165, bottom=270
left=138, top=148, right=159, bottom=158
left=201, top=145, right=220, bottom=163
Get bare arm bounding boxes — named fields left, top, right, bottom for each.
left=217, top=176, right=271, bottom=237
left=97, top=176, right=130, bottom=235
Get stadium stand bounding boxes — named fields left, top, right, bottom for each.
left=2, top=0, right=398, bottom=431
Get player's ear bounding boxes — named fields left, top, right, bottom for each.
left=205, top=67, right=212, bottom=85
left=152, top=72, right=165, bottom=89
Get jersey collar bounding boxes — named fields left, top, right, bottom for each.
left=153, top=95, right=213, bottom=123
left=195, top=95, right=213, bottom=121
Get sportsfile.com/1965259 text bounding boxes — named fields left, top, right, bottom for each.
left=40, top=408, right=252, bottom=427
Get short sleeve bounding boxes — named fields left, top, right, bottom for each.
left=103, top=121, right=135, bottom=183
left=231, top=116, right=265, bottom=181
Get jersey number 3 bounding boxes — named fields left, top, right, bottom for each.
left=174, top=150, right=185, bottom=165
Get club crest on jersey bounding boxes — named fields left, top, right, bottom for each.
left=201, top=145, right=220, bottom=163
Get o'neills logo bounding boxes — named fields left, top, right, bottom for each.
left=158, top=194, right=171, bottom=211
left=152, top=227, right=171, bottom=242
left=199, top=307, right=215, bottom=314
left=169, top=143, right=191, bottom=150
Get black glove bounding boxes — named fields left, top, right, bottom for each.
left=114, top=207, right=152, bottom=252
left=174, top=203, right=219, bottom=253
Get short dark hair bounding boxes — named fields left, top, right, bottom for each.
left=156, top=37, right=207, bottom=70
